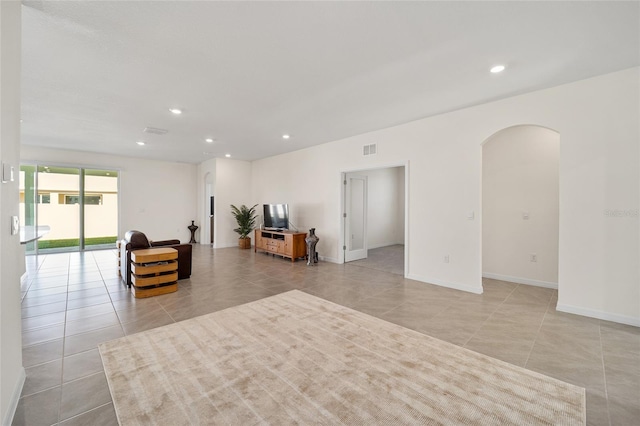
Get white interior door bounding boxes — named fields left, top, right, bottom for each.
left=344, top=173, right=368, bottom=262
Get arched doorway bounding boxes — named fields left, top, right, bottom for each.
left=203, top=172, right=213, bottom=245
left=482, top=125, right=560, bottom=289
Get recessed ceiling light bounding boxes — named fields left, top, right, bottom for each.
left=225, top=154, right=231, bottom=158
left=282, top=134, right=290, bottom=140
left=490, top=65, right=506, bottom=73
left=205, top=138, right=214, bottom=143
left=20, top=119, right=23, bottom=123
left=136, top=141, right=145, bottom=146
left=169, top=108, right=182, bottom=115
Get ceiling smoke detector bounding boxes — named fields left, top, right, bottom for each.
left=144, top=127, right=168, bottom=135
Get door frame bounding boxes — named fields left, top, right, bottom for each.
left=339, top=160, right=410, bottom=277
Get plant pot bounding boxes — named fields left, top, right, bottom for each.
left=238, top=237, right=251, bottom=249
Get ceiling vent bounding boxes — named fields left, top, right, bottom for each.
left=363, top=143, right=377, bottom=156
left=143, top=127, right=168, bottom=135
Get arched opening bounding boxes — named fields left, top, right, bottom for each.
left=203, top=172, right=213, bottom=245
left=482, top=125, right=560, bottom=290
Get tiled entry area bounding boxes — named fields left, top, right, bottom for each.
left=14, top=245, right=640, bottom=425
left=19, top=251, right=121, bottom=425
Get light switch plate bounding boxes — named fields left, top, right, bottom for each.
left=11, top=216, right=19, bottom=235
left=2, top=163, right=14, bottom=183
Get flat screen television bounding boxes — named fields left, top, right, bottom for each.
left=263, top=204, right=289, bottom=230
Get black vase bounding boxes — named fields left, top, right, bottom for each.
left=188, top=220, right=198, bottom=244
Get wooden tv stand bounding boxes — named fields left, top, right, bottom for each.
left=255, top=229, right=307, bottom=262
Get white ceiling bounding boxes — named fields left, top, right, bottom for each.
left=21, top=1, right=639, bottom=164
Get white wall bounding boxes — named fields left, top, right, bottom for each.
left=482, top=125, right=559, bottom=288
left=396, top=166, right=405, bottom=244
left=358, top=167, right=404, bottom=249
left=251, top=67, right=640, bottom=325
left=211, top=158, right=253, bottom=248
left=252, top=148, right=335, bottom=258
left=20, top=146, right=198, bottom=243
left=0, top=2, right=25, bottom=423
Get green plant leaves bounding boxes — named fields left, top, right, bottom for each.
left=230, top=204, right=258, bottom=239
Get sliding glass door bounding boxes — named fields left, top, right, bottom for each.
left=37, top=166, right=81, bottom=252
left=19, top=164, right=119, bottom=254
left=84, top=169, right=119, bottom=250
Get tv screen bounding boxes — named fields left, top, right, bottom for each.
left=263, top=204, right=289, bottom=230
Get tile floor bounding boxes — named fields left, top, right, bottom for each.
left=14, top=245, right=640, bottom=425
left=349, top=244, right=405, bottom=275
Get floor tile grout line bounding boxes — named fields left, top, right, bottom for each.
left=460, top=282, right=521, bottom=348
left=64, top=252, right=110, bottom=425
left=56, top=371, right=110, bottom=425
left=56, top=401, right=113, bottom=424
left=58, top=253, right=72, bottom=425
left=18, top=381, right=61, bottom=400
left=409, top=295, right=460, bottom=327
left=158, top=299, right=178, bottom=324
left=523, top=290, right=555, bottom=368
left=598, top=324, right=613, bottom=426
left=93, top=249, right=133, bottom=339
left=23, top=345, right=99, bottom=371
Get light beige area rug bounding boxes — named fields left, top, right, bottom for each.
left=99, top=290, right=585, bottom=425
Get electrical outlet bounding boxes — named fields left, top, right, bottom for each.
left=444, top=255, right=450, bottom=263
left=530, top=254, right=537, bottom=262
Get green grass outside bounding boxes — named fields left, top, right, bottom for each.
left=37, top=236, right=117, bottom=249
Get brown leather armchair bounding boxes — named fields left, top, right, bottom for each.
left=120, top=230, right=192, bottom=286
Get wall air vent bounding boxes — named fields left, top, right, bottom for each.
left=363, top=143, right=377, bottom=156
left=143, top=127, right=168, bottom=135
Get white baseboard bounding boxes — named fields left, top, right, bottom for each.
left=482, top=272, right=558, bottom=289
left=556, top=303, right=640, bottom=327
left=2, top=367, right=25, bottom=426
left=406, top=273, right=483, bottom=294
left=318, top=255, right=339, bottom=264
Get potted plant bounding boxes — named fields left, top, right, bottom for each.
left=230, top=204, right=258, bottom=249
